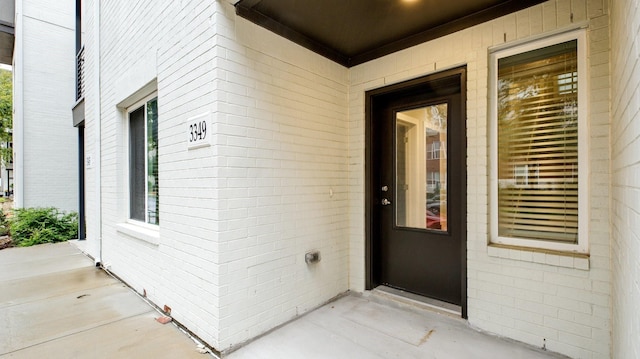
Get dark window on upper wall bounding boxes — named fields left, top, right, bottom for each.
left=129, top=96, right=159, bottom=225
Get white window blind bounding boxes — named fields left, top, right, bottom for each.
left=497, top=40, right=578, bottom=243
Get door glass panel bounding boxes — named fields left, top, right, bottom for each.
left=396, top=104, right=448, bottom=231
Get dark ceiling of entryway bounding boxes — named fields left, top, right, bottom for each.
left=235, top=0, right=546, bottom=67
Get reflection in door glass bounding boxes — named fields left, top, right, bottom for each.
left=396, top=104, right=448, bottom=231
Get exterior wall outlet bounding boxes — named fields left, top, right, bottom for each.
left=305, top=250, right=321, bottom=264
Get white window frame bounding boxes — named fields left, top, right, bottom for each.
left=489, top=29, right=589, bottom=254
left=428, top=141, right=441, bottom=159
left=126, top=92, right=159, bottom=227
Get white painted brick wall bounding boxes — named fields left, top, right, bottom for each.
left=348, top=1, right=611, bottom=358
left=81, top=0, right=97, bottom=260
left=82, top=0, right=618, bottom=356
left=92, top=0, right=225, bottom=348
left=213, top=2, right=350, bottom=350
left=15, top=0, right=78, bottom=212
left=610, top=1, right=640, bottom=358
left=83, top=0, right=349, bottom=352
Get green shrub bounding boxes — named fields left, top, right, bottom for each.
left=0, top=209, right=9, bottom=236
left=11, top=207, right=78, bottom=247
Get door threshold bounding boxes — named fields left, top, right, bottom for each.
left=371, top=286, right=462, bottom=318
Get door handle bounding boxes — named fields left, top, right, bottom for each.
left=381, top=198, right=392, bottom=206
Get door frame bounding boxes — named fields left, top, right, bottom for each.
left=365, top=66, right=468, bottom=318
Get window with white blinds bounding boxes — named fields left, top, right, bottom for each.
left=491, top=30, right=587, bottom=252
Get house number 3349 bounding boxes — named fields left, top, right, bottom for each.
left=189, top=121, right=207, bottom=142
left=186, top=113, right=211, bottom=150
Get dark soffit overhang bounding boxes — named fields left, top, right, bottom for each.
left=235, top=0, right=547, bottom=68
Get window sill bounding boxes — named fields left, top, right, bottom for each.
left=487, top=243, right=589, bottom=271
left=116, top=222, right=160, bottom=246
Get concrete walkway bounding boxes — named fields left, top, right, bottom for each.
left=0, top=242, right=568, bottom=359
left=0, top=242, right=208, bottom=359
left=227, top=294, right=568, bottom=359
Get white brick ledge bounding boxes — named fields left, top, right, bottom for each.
left=487, top=244, right=590, bottom=271
left=116, top=222, right=160, bottom=246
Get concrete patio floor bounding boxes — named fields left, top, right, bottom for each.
left=0, top=242, right=209, bottom=359
left=0, top=242, right=568, bottom=359
left=227, top=293, right=568, bottom=359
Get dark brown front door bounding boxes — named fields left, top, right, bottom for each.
left=366, top=67, right=467, bottom=317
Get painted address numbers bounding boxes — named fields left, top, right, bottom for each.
left=186, top=113, right=212, bottom=150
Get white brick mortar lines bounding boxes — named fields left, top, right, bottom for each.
left=81, top=0, right=619, bottom=357
left=84, top=0, right=350, bottom=352
left=85, top=0, right=222, bottom=348
left=213, top=2, right=349, bottom=350
left=610, top=1, right=640, bottom=359
left=81, top=0, right=99, bottom=259
left=348, top=1, right=611, bottom=358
